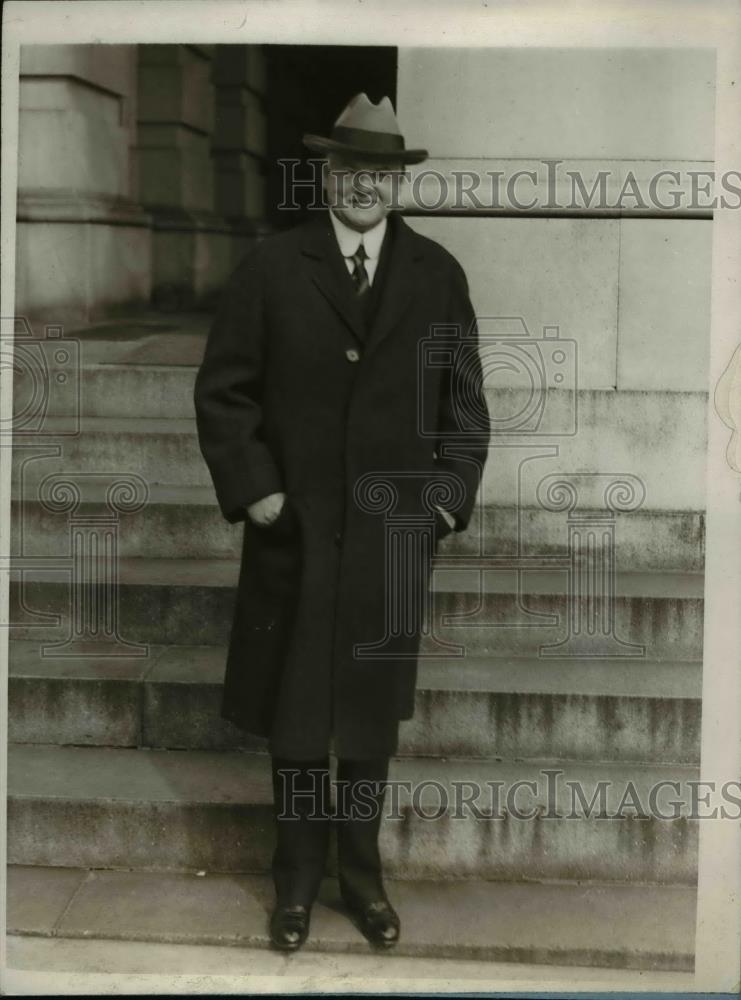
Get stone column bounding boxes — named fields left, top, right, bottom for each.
left=16, top=45, right=152, bottom=328
left=211, top=45, right=268, bottom=229
left=136, top=44, right=239, bottom=310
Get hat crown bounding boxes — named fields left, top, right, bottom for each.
left=301, top=92, right=428, bottom=164
left=334, top=93, right=402, bottom=137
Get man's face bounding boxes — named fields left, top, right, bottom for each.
left=323, top=153, right=407, bottom=232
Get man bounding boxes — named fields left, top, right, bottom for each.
left=194, top=93, right=489, bottom=952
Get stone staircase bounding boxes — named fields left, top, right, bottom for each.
left=6, top=315, right=704, bottom=971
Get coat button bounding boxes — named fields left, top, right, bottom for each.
left=334, top=531, right=343, bottom=546
left=345, top=348, right=360, bottom=363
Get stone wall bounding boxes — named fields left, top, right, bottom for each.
left=397, top=48, right=715, bottom=513
left=16, top=43, right=269, bottom=327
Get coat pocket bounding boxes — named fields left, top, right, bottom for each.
left=249, top=496, right=302, bottom=600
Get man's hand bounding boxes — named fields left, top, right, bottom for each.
left=247, top=492, right=286, bottom=526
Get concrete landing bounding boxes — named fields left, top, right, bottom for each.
left=6, top=865, right=696, bottom=973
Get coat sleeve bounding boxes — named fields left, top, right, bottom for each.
left=193, top=248, right=283, bottom=524
left=435, top=257, right=490, bottom=532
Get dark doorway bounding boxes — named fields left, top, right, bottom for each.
left=263, top=45, right=398, bottom=229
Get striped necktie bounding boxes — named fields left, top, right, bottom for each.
left=349, top=243, right=370, bottom=296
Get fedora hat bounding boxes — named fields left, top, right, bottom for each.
left=303, top=93, right=428, bottom=165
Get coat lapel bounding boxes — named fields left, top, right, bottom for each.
left=300, top=212, right=365, bottom=343
left=298, top=210, right=425, bottom=352
left=364, top=213, right=424, bottom=358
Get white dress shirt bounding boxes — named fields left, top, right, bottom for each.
left=329, top=210, right=387, bottom=286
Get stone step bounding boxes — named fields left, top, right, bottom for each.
left=7, top=744, right=698, bottom=884
left=21, top=316, right=706, bottom=433
left=11, top=388, right=708, bottom=510
left=6, top=864, right=695, bottom=972
left=34, top=363, right=198, bottom=419
left=10, top=484, right=705, bottom=571
left=8, top=640, right=702, bottom=763
left=8, top=559, right=704, bottom=660
left=13, top=315, right=208, bottom=416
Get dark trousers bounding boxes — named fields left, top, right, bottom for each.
left=271, top=755, right=390, bottom=908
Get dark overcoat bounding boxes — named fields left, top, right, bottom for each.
left=193, top=209, right=489, bottom=759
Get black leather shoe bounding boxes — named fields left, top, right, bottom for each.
left=269, top=904, right=311, bottom=951
left=345, top=897, right=400, bottom=948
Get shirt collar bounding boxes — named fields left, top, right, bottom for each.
left=329, top=209, right=388, bottom=261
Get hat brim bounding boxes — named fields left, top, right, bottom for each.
left=302, top=133, right=428, bottom=165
